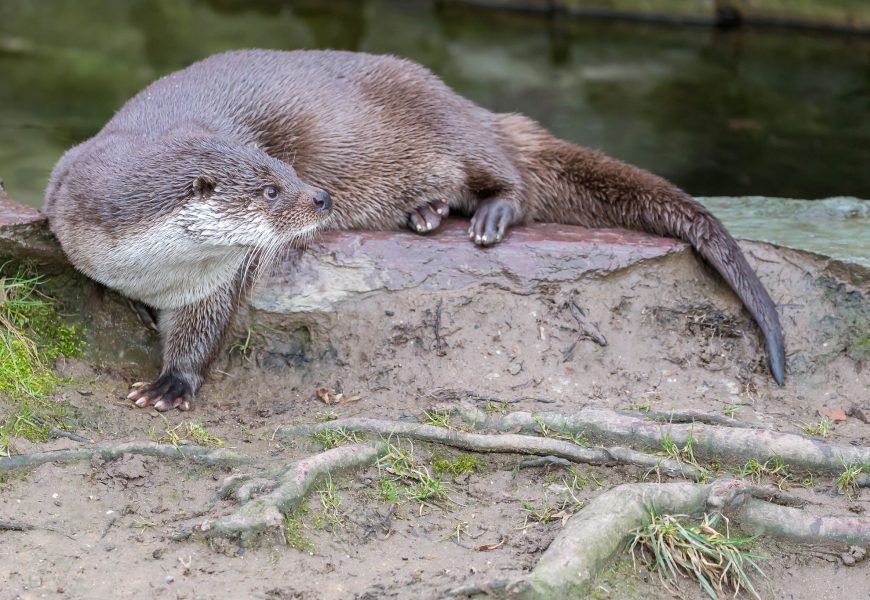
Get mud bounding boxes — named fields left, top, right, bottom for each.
left=1, top=211, right=868, bottom=599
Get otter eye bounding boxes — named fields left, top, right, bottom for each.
left=263, top=185, right=279, bottom=200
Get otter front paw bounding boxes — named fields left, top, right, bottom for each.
left=407, top=199, right=449, bottom=234
left=469, top=199, right=515, bottom=246
left=128, top=372, right=195, bottom=412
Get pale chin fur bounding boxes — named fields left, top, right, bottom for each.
left=72, top=201, right=330, bottom=311
left=244, top=219, right=330, bottom=284
left=281, top=219, right=329, bottom=247
left=176, top=202, right=278, bottom=247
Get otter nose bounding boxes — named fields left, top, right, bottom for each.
left=311, top=190, right=332, bottom=214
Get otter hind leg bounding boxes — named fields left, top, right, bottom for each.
left=468, top=196, right=521, bottom=247
left=407, top=198, right=450, bottom=234
left=463, top=159, right=525, bottom=246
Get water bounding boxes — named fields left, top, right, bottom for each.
left=700, top=197, right=869, bottom=267
left=0, top=0, right=868, bottom=263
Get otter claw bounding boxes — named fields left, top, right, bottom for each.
left=128, top=372, right=195, bottom=411
left=154, top=397, right=190, bottom=412
left=125, top=299, right=159, bottom=331
left=469, top=200, right=516, bottom=247
left=407, top=200, right=450, bottom=234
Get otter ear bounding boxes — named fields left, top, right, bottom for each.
left=192, top=175, right=215, bottom=197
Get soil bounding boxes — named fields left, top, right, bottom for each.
left=1, top=232, right=868, bottom=600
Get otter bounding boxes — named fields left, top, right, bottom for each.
left=44, top=49, right=785, bottom=411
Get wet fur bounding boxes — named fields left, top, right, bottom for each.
left=44, top=49, right=785, bottom=409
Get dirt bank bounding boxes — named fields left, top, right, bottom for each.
left=0, top=192, right=868, bottom=599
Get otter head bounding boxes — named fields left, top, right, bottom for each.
left=154, top=136, right=333, bottom=250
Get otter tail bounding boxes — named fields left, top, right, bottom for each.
left=504, top=115, right=785, bottom=384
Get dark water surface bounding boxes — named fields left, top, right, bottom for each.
left=1, top=0, right=869, bottom=209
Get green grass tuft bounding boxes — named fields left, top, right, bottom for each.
left=376, top=441, right=451, bottom=507
left=311, top=427, right=361, bottom=449
left=484, top=400, right=510, bottom=415
left=312, top=476, right=344, bottom=533
left=734, top=455, right=791, bottom=490
left=802, top=417, right=831, bottom=438
left=422, top=409, right=451, bottom=428
left=836, top=460, right=864, bottom=498
left=630, top=511, right=766, bottom=600
left=0, top=270, right=86, bottom=451
left=153, top=419, right=224, bottom=448
left=533, top=416, right=589, bottom=446
left=283, top=512, right=314, bottom=552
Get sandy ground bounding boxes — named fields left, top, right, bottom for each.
left=1, top=237, right=868, bottom=599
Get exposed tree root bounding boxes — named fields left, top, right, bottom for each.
left=0, top=441, right=251, bottom=474
left=620, top=409, right=769, bottom=429
left=457, top=405, right=870, bottom=473
left=4, top=413, right=869, bottom=597
left=276, top=418, right=701, bottom=479
left=450, top=479, right=870, bottom=599
left=200, top=442, right=384, bottom=545
left=736, top=499, right=870, bottom=544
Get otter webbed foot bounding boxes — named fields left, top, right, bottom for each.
left=469, top=199, right=516, bottom=246
left=407, top=199, right=449, bottom=234
left=128, top=372, right=195, bottom=412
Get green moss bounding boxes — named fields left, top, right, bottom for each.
left=283, top=512, right=314, bottom=553
left=431, top=451, right=481, bottom=476
left=849, top=333, right=870, bottom=363
left=589, top=558, right=642, bottom=600
left=0, top=269, right=86, bottom=450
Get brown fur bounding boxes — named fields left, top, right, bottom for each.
left=44, top=49, right=785, bottom=410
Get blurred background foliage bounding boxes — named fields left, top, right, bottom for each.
left=0, top=0, right=869, bottom=206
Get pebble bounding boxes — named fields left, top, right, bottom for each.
left=841, top=545, right=867, bottom=566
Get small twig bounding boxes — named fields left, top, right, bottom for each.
left=49, top=427, right=92, bottom=443
left=29, top=416, right=93, bottom=443
left=433, top=298, right=446, bottom=356
left=568, top=299, right=607, bottom=346
left=100, top=517, right=117, bottom=540
left=362, top=503, right=397, bottom=542
left=0, top=519, right=34, bottom=531
left=563, top=300, right=607, bottom=361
